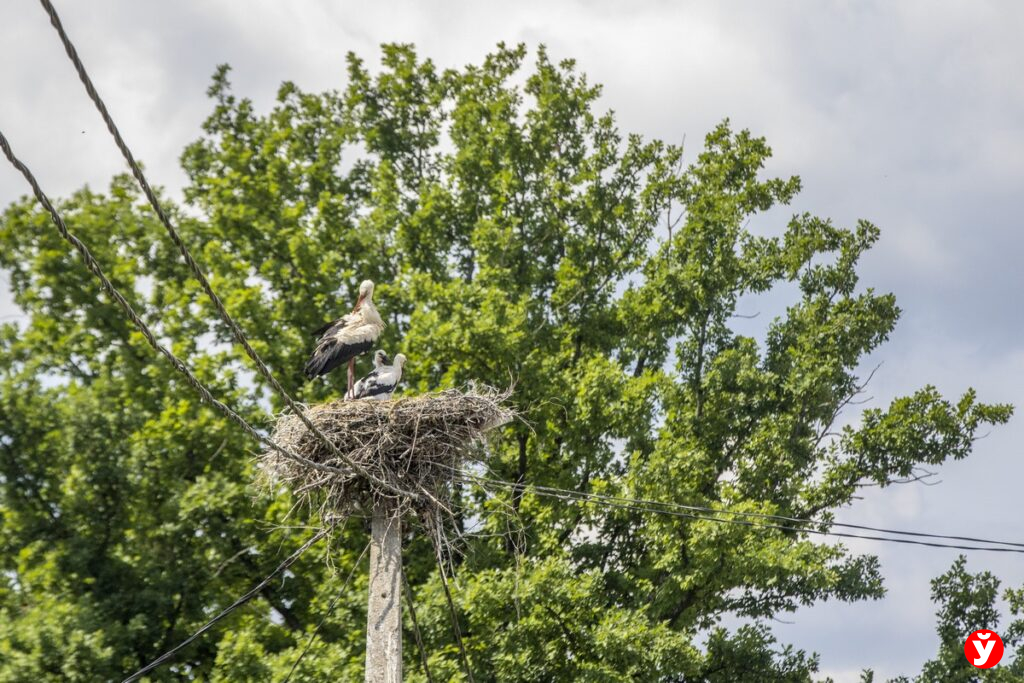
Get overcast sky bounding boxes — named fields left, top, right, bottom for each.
left=1, top=1, right=1022, bottom=679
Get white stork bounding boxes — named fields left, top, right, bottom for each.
left=303, top=280, right=385, bottom=393
left=346, top=353, right=407, bottom=400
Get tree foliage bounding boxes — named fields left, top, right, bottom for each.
left=0, top=43, right=1014, bottom=681
left=863, top=556, right=1024, bottom=683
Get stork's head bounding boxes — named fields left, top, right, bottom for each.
left=373, top=349, right=389, bottom=367
left=394, top=353, right=407, bottom=368
left=354, top=279, right=375, bottom=309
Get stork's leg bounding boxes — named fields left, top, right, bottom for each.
left=347, top=358, right=355, bottom=395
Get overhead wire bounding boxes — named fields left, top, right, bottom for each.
left=122, top=528, right=329, bottom=683
left=458, top=472, right=1024, bottom=549
left=37, top=0, right=415, bottom=499
left=456, top=473, right=1024, bottom=555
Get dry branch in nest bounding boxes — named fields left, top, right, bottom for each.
left=261, top=386, right=513, bottom=535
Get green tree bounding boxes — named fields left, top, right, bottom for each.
left=864, top=557, right=1024, bottom=683
left=913, top=557, right=1023, bottom=682
left=0, top=44, right=1013, bottom=681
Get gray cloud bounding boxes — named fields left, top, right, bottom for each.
left=2, top=2, right=1022, bottom=680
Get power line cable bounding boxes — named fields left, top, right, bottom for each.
left=122, top=528, right=329, bottom=683
left=458, top=472, right=1024, bottom=549
left=0, top=129, right=344, bottom=478
left=37, top=0, right=415, bottom=500
left=458, top=474, right=1024, bottom=555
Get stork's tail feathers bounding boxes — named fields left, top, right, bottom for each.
left=303, top=355, right=326, bottom=380
left=303, top=340, right=339, bottom=380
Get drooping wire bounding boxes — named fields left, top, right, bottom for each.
left=283, top=540, right=371, bottom=683
left=0, top=128, right=342, bottom=478
left=430, top=529, right=476, bottom=683
left=403, top=562, right=436, bottom=683
left=458, top=472, right=1024, bottom=549
left=456, top=473, right=1024, bottom=555
left=37, top=0, right=416, bottom=500
left=122, top=528, right=329, bottom=683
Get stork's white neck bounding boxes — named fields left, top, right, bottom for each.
left=361, top=300, right=384, bottom=326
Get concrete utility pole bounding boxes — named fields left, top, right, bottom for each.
left=366, top=500, right=402, bottom=682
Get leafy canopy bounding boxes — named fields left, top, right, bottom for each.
left=0, top=43, right=1013, bottom=681
left=866, top=556, right=1024, bottom=683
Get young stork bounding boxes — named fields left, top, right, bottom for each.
left=346, top=353, right=407, bottom=400
left=303, top=280, right=385, bottom=393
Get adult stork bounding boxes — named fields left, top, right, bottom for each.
left=303, top=279, right=385, bottom=394
left=346, top=353, right=407, bottom=400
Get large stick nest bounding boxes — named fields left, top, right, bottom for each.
left=261, top=386, right=513, bottom=523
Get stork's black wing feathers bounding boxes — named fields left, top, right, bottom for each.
left=358, top=380, right=395, bottom=398
left=311, top=313, right=355, bottom=338
left=303, top=339, right=336, bottom=378
left=311, top=319, right=339, bottom=338
left=349, top=368, right=396, bottom=399
left=303, top=338, right=374, bottom=379
left=311, top=321, right=334, bottom=338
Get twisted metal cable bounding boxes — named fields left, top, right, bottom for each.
left=37, top=0, right=413, bottom=498
left=0, top=129, right=342, bottom=478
